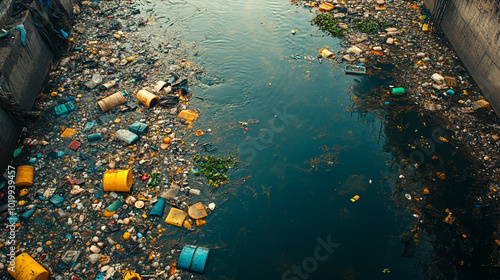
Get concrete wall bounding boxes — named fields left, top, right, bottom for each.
left=0, top=0, right=16, bottom=27
left=0, top=0, right=73, bottom=173
left=424, top=0, right=500, bottom=115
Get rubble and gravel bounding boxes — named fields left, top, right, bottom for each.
left=0, top=0, right=222, bottom=279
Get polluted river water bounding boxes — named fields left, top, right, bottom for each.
left=138, top=0, right=499, bottom=279
left=141, top=0, right=423, bottom=279
left=3, top=0, right=500, bottom=280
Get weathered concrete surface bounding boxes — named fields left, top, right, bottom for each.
left=424, top=0, right=500, bottom=115
left=0, top=0, right=73, bottom=172
left=0, top=0, right=16, bottom=26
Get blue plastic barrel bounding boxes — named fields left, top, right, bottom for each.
left=178, top=245, right=197, bottom=271
left=116, top=129, right=139, bottom=144
left=178, top=245, right=210, bottom=274
left=129, top=122, right=149, bottom=134
left=149, top=197, right=166, bottom=216
left=191, top=247, right=210, bottom=273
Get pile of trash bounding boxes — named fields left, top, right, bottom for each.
left=296, top=0, right=499, bottom=176
left=0, top=1, right=230, bottom=279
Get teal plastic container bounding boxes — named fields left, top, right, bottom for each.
left=178, top=245, right=210, bottom=274
left=88, top=133, right=102, bottom=142
left=391, top=87, right=405, bottom=95
left=21, top=209, right=36, bottom=219
left=129, top=122, right=149, bottom=134
left=105, top=200, right=122, bottom=212
left=53, top=103, right=75, bottom=117
left=149, top=197, right=166, bottom=216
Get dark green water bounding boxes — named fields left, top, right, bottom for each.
left=141, top=0, right=423, bottom=279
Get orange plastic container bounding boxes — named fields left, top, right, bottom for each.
left=15, top=166, right=34, bottom=187
left=136, top=90, right=159, bottom=108
left=7, top=253, right=49, bottom=280
left=102, top=169, right=133, bottom=192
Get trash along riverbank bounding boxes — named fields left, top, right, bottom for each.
left=1, top=0, right=500, bottom=280
left=1, top=0, right=224, bottom=279
left=297, top=0, right=500, bottom=279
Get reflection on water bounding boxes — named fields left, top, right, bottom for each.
left=350, top=59, right=497, bottom=279
left=140, top=0, right=425, bottom=279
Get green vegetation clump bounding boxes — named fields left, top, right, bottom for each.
left=354, top=18, right=387, bottom=34
left=147, top=172, right=160, bottom=187
left=312, top=13, right=344, bottom=38
left=193, top=154, right=237, bottom=188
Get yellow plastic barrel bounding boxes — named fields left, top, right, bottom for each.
left=136, top=90, right=159, bottom=108
left=7, top=253, right=49, bottom=280
left=97, top=92, right=127, bottom=112
left=15, top=166, right=34, bottom=187
left=102, top=170, right=133, bottom=192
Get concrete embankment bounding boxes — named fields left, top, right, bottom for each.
left=0, top=0, right=73, bottom=172
left=425, top=0, right=500, bottom=114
